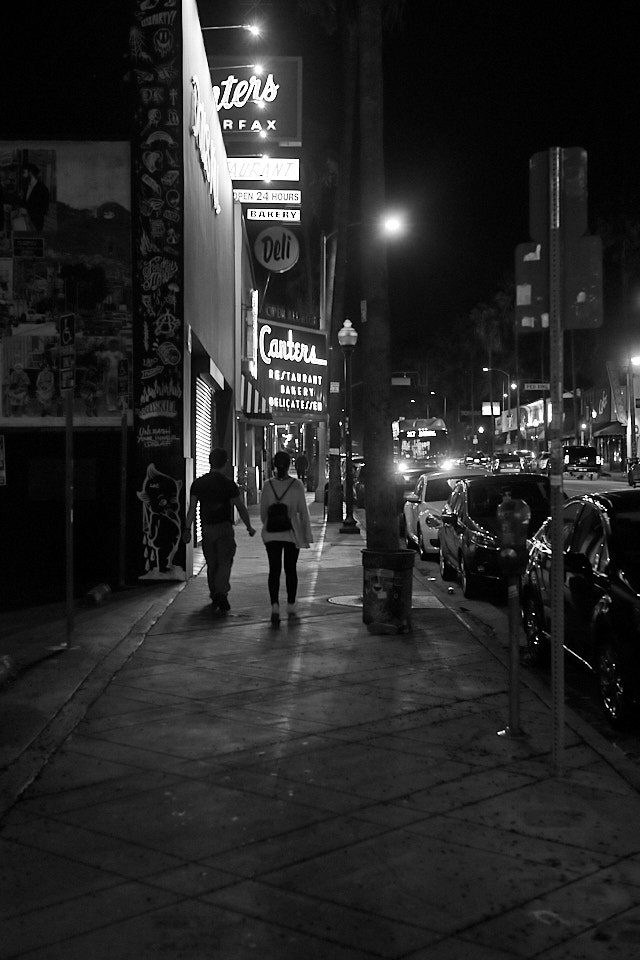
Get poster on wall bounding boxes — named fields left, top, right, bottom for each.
left=0, top=142, right=132, bottom=425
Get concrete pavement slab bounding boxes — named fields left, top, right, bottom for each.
left=3, top=497, right=640, bottom=957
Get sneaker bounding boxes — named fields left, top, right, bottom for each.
left=218, top=598, right=230, bottom=612
left=287, top=602, right=298, bottom=618
left=270, top=604, right=280, bottom=626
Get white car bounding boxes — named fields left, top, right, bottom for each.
left=403, top=469, right=486, bottom=559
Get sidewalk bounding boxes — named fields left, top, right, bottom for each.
left=2, top=496, right=640, bottom=958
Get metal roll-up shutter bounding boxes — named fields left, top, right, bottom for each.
left=195, top=378, right=213, bottom=542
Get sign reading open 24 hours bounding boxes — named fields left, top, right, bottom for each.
left=254, top=227, right=299, bottom=273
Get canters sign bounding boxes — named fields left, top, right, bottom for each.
left=254, top=227, right=299, bottom=273
left=257, top=321, right=327, bottom=420
left=209, top=57, right=302, bottom=143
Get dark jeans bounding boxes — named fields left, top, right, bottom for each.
left=201, top=522, right=237, bottom=600
left=265, top=540, right=300, bottom=605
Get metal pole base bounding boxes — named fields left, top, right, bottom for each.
left=497, top=725, right=527, bottom=739
left=339, top=516, right=360, bottom=534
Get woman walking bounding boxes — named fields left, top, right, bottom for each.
left=261, top=451, right=313, bottom=625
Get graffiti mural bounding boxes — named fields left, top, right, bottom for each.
left=131, top=0, right=186, bottom=579
left=136, top=462, right=183, bottom=578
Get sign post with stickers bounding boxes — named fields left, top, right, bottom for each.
left=515, top=148, right=603, bottom=775
left=59, top=312, right=76, bottom=645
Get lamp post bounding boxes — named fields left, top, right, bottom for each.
left=482, top=366, right=512, bottom=412
left=322, top=216, right=406, bottom=522
left=337, top=318, right=359, bottom=534
left=201, top=24, right=261, bottom=34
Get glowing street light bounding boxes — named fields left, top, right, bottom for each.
left=202, top=24, right=261, bottom=35
left=482, top=366, right=514, bottom=413
left=627, top=355, right=640, bottom=461
left=322, top=215, right=406, bottom=522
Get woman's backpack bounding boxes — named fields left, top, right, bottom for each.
left=266, top=479, right=294, bottom=532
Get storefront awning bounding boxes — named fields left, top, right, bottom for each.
left=593, top=422, right=625, bottom=437
left=241, top=374, right=270, bottom=418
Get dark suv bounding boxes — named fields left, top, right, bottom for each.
left=438, top=473, right=551, bottom=597
left=521, top=489, right=640, bottom=726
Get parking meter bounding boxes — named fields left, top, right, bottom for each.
left=497, top=493, right=531, bottom=740
left=497, top=495, right=531, bottom=576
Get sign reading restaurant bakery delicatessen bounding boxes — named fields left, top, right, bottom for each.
left=256, top=320, right=327, bottom=420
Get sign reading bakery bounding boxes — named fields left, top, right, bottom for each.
left=208, top=56, right=302, bottom=143
left=257, top=320, right=327, bottom=419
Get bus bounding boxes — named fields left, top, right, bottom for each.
left=393, top=418, right=448, bottom=463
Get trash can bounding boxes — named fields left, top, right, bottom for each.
left=362, top=548, right=414, bottom=633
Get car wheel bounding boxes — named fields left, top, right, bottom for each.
left=460, top=554, right=478, bottom=598
left=418, top=525, right=430, bottom=561
left=439, top=547, right=456, bottom=582
left=521, top=594, right=549, bottom=667
left=597, top=639, right=630, bottom=727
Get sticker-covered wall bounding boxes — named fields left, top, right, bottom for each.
left=130, top=0, right=187, bottom=580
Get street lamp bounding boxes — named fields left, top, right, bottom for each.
left=322, top=216, right=406, bottom=522
left=482, top=366, right=512, bottom=412
left=201, top=24, right=261, bottom=34
left=337, top=318, right=359, bottom=534
left=627, top=356, right=640, bottom=463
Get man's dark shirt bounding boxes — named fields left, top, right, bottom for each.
left=190, top=472, right=239, bottom=525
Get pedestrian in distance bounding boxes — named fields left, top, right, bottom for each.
left=261, top=450, right=313, bottom=626
left=182, top=448, right=255, bottom=613
left=295, top=451, right=308, bottom=482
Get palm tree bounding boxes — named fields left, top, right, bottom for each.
left=300, top=0, right=406, bottom=548
left=356, top=0, right=405, bottom=551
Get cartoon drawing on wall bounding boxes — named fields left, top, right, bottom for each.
left=137, top=462, right=185, bottom=580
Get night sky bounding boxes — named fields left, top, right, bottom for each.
left=4, top=1, right=638, bottom=358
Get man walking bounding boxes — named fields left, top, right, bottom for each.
left=182, top=448, right=255, bottom=612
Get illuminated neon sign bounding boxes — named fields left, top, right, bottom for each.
left=191, top=75, right=221, bottom=214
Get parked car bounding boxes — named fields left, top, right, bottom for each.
left=563, top=445, right=601, bottom=480
left=491, top=453, right=522, bottom=474
left=353, top=459, right=438, bottom=511
left=628, top=457, right=640, bottom=487
left=521, top=489, right=640, bottom=726
left=438, top=473, right=552, bottom=598
left=403, top=469, right=486, bottom=559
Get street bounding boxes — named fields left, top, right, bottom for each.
left=398, top=472, right=640, bottom=766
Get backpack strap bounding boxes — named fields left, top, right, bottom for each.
left=270, top=479, right=295, bottom=502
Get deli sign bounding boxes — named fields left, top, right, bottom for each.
left=254, top=227, right=299, bottom=273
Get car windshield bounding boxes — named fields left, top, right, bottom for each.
left=565, top=446, right=597, bottom=464
left=468, top=480, right=550, bottom=520
left=426, top=477, right=457, bottom=501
